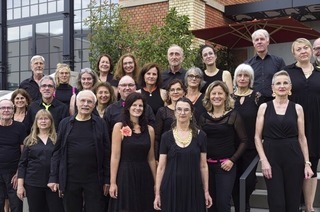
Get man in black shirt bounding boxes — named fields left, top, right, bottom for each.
left=161, top=44, right=187, bottom=89
left=0, top=99, right=27, bottom=212
left=25, top=75, right=68, bottom=132
left=19, top=55, right=45, bottom=101
left=48, top=90, right=110, bottom=212
left=245, top=29, right=285, bottom=102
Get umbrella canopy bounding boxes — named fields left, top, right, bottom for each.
left=192, top=17, right=320, bottom=48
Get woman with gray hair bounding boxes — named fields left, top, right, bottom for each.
left=185, top=67, right=207, bottom=123
left=231, top=63, right=262, bottom=212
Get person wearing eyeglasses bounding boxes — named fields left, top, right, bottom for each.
left=25, top=76, right=68, bottom=133
left=137, top=63, right=167, bottom=115
left=154, top=97, right=212, bottom=211
left=185, top=67, right=207, bottom=123
left=198, top=81, right=247, bottom=212
left=69, top=68, right=99, bottom=115
left=17, top=110, right=64, bottom=212
left=0, top=99, right=27, bottom=212
left=283, top=38, right=320, bottom=212
left=313, top=37, right=320, bottom=68
left=200, top=45, right=233, bottom=94
left=19, top=55, right=45, bottom=102
left=104, top=75, right=155, bottom=140
left=155, top=79, right=186, bottom=160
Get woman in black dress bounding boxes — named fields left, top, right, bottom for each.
left=93, top=82, right=116, bottom=118
left=11, top=88, right=31, bottom=123
left=17, top=109, right=64, bottom=212
left=109, top=92, right=156, bottom=211
left=255, top=70, right=313, bottom=212
left=137, top=63, right=167, bottom=115
left=96, top=54, right=114, bottom=83
left=184, top=67, right=206, bottom=123
left=154, top=97, right=212, bottom=211
left=199, top=81, right=247, bottom=212
left=283, top=38, right=320, bottom=212
left=231, top=63, right=261, bottom=212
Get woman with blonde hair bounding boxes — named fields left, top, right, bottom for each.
left=54, top=63, right=76, bottom=107
left=17, top=109, right=63, bottom=212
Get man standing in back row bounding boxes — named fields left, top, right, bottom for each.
left=161, top=44, right=187, bottom=89
left=245, top=29, right=285, bottom=103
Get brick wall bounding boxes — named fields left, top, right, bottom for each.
left=121, top=2, right=168, bottom=31
left=205, top=4, right=233, bottom=28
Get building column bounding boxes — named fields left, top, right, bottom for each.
left=0, top=0, right=7, bottom=89
left=63, top=0, right=74, bottom=70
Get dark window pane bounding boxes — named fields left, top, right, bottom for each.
left=36, top=37, right=50, bottom=54
left=8, top=42, right=19, bottom=57
left=8, top=72, right=20, bottom=90
left=36, top=22, right=49, bottom=35
left=50, top=36, right=63, bottom=52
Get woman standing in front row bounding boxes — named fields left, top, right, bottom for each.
left=109, top=92, right=156, bottom=211
left=154, top=97, right=212, bottom=211
left=199, top=81, right=247, bottom=212
left=17, top=110, right=64, bottom=212
left=255, top=70, right=313, bottom=212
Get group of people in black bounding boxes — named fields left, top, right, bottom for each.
left=1, top=29, right=320, bottom=212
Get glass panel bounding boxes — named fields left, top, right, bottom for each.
left=20, top=71, right=31, bottom=82
left=50, top=53, right=62, bottom=70
left=74, top=23, right=81, bottom=31
left=74, top=1, right=81, bottom=10
left=14, top=8, right=21, bottom=19
left=30, top=0, right=38, bottom=4
left=20, top=25, right=32, bottom=40
left=36, top=22, right=49, bottom=35
left=8, top=72, right=20, bottom=90
left=48, top=1, right=57, bottom=13
left=74, top=38, right=82, bottom=49
left=7, top=0, right=13, bottom=9
left=50, top=36, right=63, bottom=52
left=39, top=3, right=48, bottom=15
left=22, top=6, right=30, bottom=18
left=50, top=20, right=63, bottom=35
left=30, top=4, right=38, bottom=16
left=82, top=0, right=91, bottom=8
left=74, top=10, right=81, bottom=22
left=39, top=0, right=46, bottom=3
left=36, top=38, right=50, bottom=54
left=8, top=42, right=20, bottom=57
left=22, top=0, right=30, bottom=6
left=8, top=27, right=20, bottom=41
left=13, top=0, right=21, bottom=7
left=20, top=56, right=30, bottom=71
left=7, top=9, right=13, bottom=20
left=81, top=22, right=89, bottom=30
left=57, top=0, right=64, bottom=12
left=82, top=9, right=90, bottom=20
left=21, top=40, right=32, bottom=55
left=8, top=57, right=20, bottom=75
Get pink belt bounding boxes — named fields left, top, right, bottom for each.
left=207, top=158, right=229, bottom=164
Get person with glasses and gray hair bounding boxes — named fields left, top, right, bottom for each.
left=0, top=99, right=27, bottom=212
left=69, top=68, right=99, bottom=115
left=25, top=76, right=68, bottom=133
left=19, top=55, right=45, bottom=101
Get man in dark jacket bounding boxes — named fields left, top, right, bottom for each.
left=48, top=90, right=110, bottom=212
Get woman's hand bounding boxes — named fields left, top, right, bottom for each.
left=204, top=191, right=213, bottom=208
left=154, top=194, right=161, bottom=210
left=221, top=159, right=234, bottom=172
left=109, top=183, right=118, bottom=199
left=261, top=159, right=272, bottom=179
left=16, top=186, right=26, bottom=200
left=304, top=165, right=314, bottom=179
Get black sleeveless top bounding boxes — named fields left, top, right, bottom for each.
left=141, top=88, right=164, bottom=115
left=201, top=69, right=223, bottom=93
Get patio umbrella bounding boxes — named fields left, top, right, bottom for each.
left=192, top=16, right=320, bottom=48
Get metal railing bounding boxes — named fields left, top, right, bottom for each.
left=239, top=155, right=260, bottom=212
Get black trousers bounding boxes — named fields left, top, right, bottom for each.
left=25, top=184, right=64, bottom=212
left=232, top=149, right=258, bottom=212
left=264, top=139, right=304, bottom=212
left=63, top=181, right=105, bottom=212
left=0, top=170, right=22, bottom=212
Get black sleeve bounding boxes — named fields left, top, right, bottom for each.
left=101, top=119, right=111, bottom=184
left=230, top=111, right=247, bottom=162
left=155, top=108, right=165, bottom=160
left=103, top=106, right=112, bottom=140
left=146, top=105, right=156, bottom=128
left=17, top=145, right=29, bottom=179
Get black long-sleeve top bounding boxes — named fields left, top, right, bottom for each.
left=19, top=76, right=41, bottom=101
left=198, top=110, right=247, bottom=162
left=18, top=138, right=55, bottom=188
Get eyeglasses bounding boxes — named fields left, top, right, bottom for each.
left=175, top=108, right=191, bottom=114
left=0, top=107, right=14, bottom=111
left=187, top=74, right=201, bottom=80
left=169, top=88, right=183, bottom=93
left=38, top=117, right=50, bottom=121
left=313, top=47, right=320, bottom=52
left=119, top=83, right=135, bottom=88
left=40, top=84, right=54, bottom=88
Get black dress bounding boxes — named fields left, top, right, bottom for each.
left=262, top=101, right=304, bottom=212
left=54, top=84, right=76, bottom=108
left=285, top=63, right=320, bottom=158
left=200, top=70, right=223, bottom=93
left=159, top=130, right=207, bottom=212
left=192, top=93, right=206, bottom=123
left=141, top=88, right=164, bottom=115
left=108, top=130, right=154, bottom=212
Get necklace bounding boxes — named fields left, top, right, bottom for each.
left=186, top=92, right=201, bottom=104
left=143, top=86, right=157, bottom=97
left=210, top=110, right=225, bottom=119
left=173, top=128, right=192, bottom=147
left=234, top=89, right=252, bottom=97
